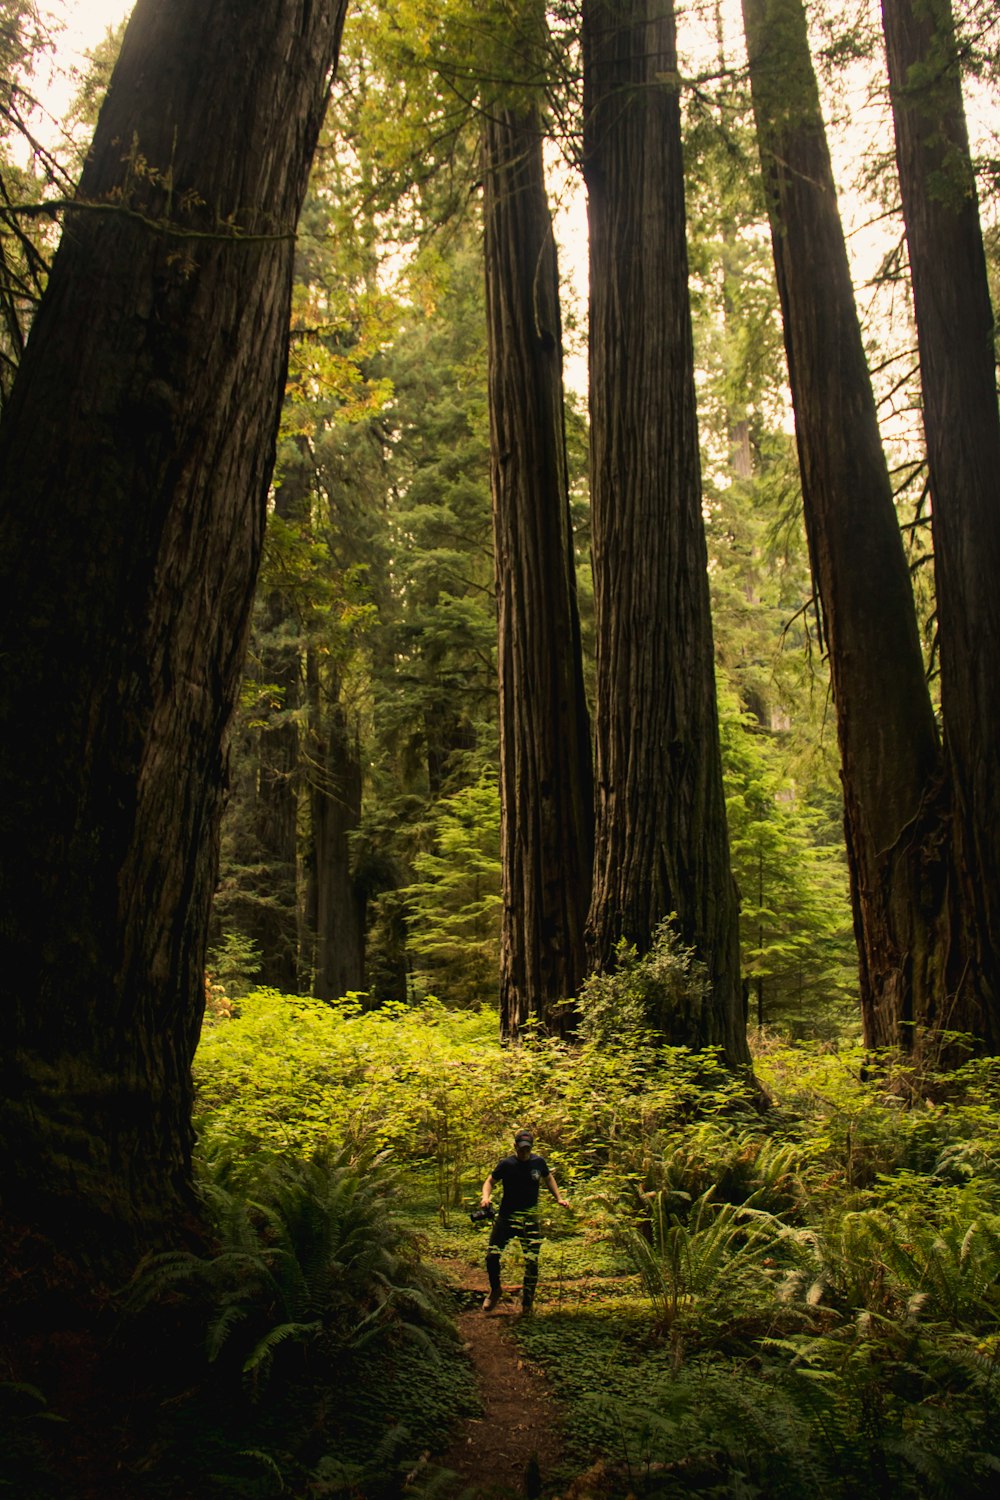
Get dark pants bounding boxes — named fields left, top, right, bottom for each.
left=486, top=1210, right=542, bottom=1308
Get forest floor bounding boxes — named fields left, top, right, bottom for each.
left=434, top=1257, right=566, bottom=1499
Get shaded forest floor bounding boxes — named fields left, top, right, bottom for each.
left=422, top=1213, right=653, bottom=1500
left=7, top=1008, right=1000, bottom=1499
left=435, top=1256, right=565, bottom=1498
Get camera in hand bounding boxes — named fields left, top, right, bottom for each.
left=469, top=1203, right=496, bottom=1223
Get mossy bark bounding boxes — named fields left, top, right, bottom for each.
left=0, top=0, right=349, bottom=1278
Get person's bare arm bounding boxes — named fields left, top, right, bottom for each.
left=546, top=1172, right=570, bottom=1209
left=480, top=1172, right=494, bottom=1208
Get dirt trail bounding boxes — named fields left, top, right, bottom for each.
left=436, top=1262, right=565, bottom=1499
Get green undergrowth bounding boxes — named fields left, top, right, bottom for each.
left=184, top=993, right=1000, bottom=1496
left=118, top=1145, right=478, bottom=1499
left=194, top=989, right=754, bottom=1205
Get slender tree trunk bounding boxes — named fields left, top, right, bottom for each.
left=583, top=0, right=748, bottom=1063
left=223, top=474, right=305, bottom=996
left=247, top=600, right=302, bottom=994
left=482, top=86, right=594, bottom=1038
left=713, top=0, right=755, bottom=490
left=741, top=0, right=967, bottom=1051
left=882, top=0, right=1000, bottom=1047
left=304, top=655, right=366, bottom=1000
left=0, top=0, right=348, bottom=1278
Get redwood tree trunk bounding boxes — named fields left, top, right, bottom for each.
left=482, top=96, right=594, bottom=1038
left=305, top=656, right=366, bottom=1000
left=221, top=468, right=306, bottom=994
left=882, top=0, right=1000, bottom=1048
left=246, top=590, right=303, bottom=994
left=0, top=0, right=348, bottom=1276
left=583, top=0, right=748, bottom=1063
left=741, top=0, right=964, bottom=1050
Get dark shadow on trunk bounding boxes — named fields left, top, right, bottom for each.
left=482, top=72, right=594, bottom=1039
left=0, top=0, right=349, bottom=1281
left=882, top=0, right=1000, bottom=1049
left=742, top=0, right=983, bottom=1057
left=583, top=0, right=748, bottom=1065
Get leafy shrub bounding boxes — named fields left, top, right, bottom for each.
left=128, top=1144, right=447, bottom=1390
left=577, top=920, right=710, bottom=1048
left=194, top=990, right=756, bottom=1207
left=755, top=1040, right=1000, bottom=1204
left=195, top=992, right=500, bottom=1165
left=614, top=1186, right=784, bottom=1333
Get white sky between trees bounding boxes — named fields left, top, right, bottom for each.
left=39, top=0, right=999, bottom=410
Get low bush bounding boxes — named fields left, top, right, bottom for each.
left=118, top=1142, right=474, bottom=1497
left=188, top=1000, right=1000, bottom=1496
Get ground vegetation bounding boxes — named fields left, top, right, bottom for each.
left=9, top=988, right=996, bottom=1495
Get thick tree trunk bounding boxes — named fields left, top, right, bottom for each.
left=583, top=0, right=748, bottom=1063
left=0, top=0, right=348, bottom=1277
left=741, top=0, right=968, bottom=1051
left=482, top=99, right=594, bottom=1039
left=882, top=0, right=1000, bottom=1048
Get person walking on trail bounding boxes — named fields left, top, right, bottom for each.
left=480, top=1129, right=570, bottom=1314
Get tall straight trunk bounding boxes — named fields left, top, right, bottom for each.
left=713, top=0, right=755, bottom=488
left=304, top=654, right=366, bottom=1000
left=741, top=0, right=964, bottom=1049
left=247, top=594, right=301, bottom=994
left=882, top=0, right=1000, bottom=1047
left=482, top=95, right=594, bottom=1038
left=0, top=0, right=348, bottom=1278
left=583, top=0, right=748, bottom=1063
left=231, top=469, right=306, bottom=993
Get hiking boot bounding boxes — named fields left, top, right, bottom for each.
left=482, top=1289, right=501, bottom=1312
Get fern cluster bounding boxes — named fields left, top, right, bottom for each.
left=516, top=1043, right=1000, bottom=1497
left=117, top=1143, right=471, bottom=1496
left=187, top=998, right=1000, bottom=1496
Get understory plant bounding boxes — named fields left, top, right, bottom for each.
left=128, top=1143, right=449, bottom=1387
left=576, top=919, right=711, bottom=1048
left=193, top=988, right=757, bottom=1199
left=189, top=994, right=1000, bottom=1495
left=118, top=1142, right=470, bottom=1496
left=619, top=1186, right=785, bottom=1333
left=780, top=1203, right=1000, bottom=1329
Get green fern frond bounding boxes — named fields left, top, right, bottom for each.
left=243, top=1318, right=323, bottom=1378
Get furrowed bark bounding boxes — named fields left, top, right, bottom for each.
left=742, top=0, right=975, bottom=1053
left=583, top=0, right=748, bottom=1063
left=482, top=82, right=594, bottom=1038
left=882, top=0, right=1000, bottom=1048
left=0, top=0, right=349, bottom=1276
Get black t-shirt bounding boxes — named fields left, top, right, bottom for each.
left=490, top=1153, right=550, bottom=1215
